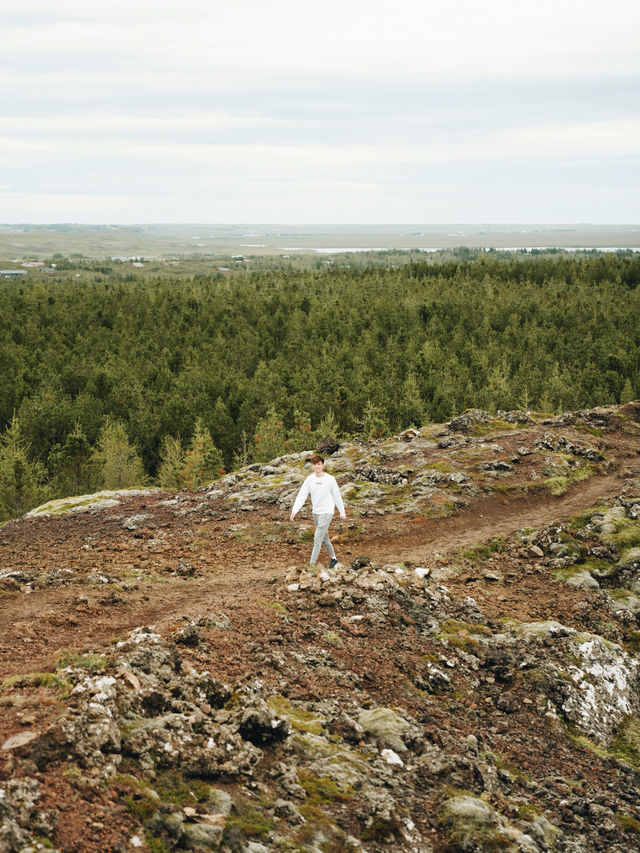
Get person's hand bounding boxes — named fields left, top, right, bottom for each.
left=290, top=513, right=295, bottom=522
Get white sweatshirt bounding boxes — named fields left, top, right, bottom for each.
left=291, top=472, right=346, bottom=517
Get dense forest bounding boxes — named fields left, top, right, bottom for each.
left=1, top=252, right=639, bottom=521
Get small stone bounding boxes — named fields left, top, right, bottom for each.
left=2, top=731, right=39, bottom=751
left=381, top=748, right=404, bottom=767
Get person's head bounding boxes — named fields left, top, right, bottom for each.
left=310, top=454, right=324, bottom=474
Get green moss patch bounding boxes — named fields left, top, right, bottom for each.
left=298, top=770, right=354, bottom=803
left=611, top=717, right=640, bottom=770
left=569, top=504, right=611, bottom=532
left=266, top=695, right=326, bottom=735
left=437, top=618, right=493, bottom=650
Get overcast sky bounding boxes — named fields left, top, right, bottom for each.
left=2, top=0, right=639, bottom=223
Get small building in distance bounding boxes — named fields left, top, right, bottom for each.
left=1, top=269, right=27, bottom=277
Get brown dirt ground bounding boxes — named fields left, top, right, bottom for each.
left=1, top=409, right=640, bottom=851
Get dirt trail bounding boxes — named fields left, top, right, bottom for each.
left=0, top=442, right=638, bottom=679
left=365, top=467, right=638, bottom=565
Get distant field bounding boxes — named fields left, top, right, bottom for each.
left=0, top=223, right=639, bottom=260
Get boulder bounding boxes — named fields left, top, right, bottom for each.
left=448, top=409, right=491, bottom=433
left=358, top=707, right=412, bottom=753
left=316, top=435, right=340, bottom=455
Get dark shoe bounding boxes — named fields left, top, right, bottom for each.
left=328, top=558, right=338, bottom=569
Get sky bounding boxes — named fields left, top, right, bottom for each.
left=2, top=0, right=639, bottom=224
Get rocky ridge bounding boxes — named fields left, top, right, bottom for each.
left=1, top=402, right=640, bottom=852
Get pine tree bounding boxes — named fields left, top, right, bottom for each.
left=252, top=407, right=288, bottom=463
left=157, top=435, right=185, bottom=488
left=47, top=423, right=94, bottom=497
left=233, top=430, right=251, bottom=469
left=398, top=372, right=425, bottom=428
left=92, top=420, right=146, bottom=490
left=285, top=409, right=315, bottom=453
left=359, top=400, right=390, bottom=440
left=620, top=378, right=634, bottom=404
left=180, top=419, right=224, bottom=489
left=0, top=415, right=48, bottom=521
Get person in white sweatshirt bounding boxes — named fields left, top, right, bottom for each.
left=290, top=454, right=346, bottom=567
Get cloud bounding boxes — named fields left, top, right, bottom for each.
left=5, top=0, right=640, bottom=79
left=1, top=0, right=639, bottom=222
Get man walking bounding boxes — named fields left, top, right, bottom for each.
left=290, top=454, right=346, bottom=568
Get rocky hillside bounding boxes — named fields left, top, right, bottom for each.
left=1, top=402, right=640, bottom=853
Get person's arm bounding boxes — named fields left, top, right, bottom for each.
left=290, top=478, right=310, bottom=520
left=331, top=476, right=346, bottom=518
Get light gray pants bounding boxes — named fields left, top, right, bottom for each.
left=310, top=513, right=335, bottom=565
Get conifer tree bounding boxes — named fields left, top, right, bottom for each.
left=0, top=415, right=48, bottom=521
left=47, top=422, right=93, bottom=497
left=398, top=372, right=425, bottom=428
left=314, top=410, right=341, bottom=451
left=157, top=435, right=185, bottom=489
left=285, top=409, right=315, bottom=453
left=233, top=430, right=251, bottom=469
left=252, top=407, right=288, bottom=463
left=620, top=378, right=634, bottom=404
left=180, top=419, right=224, bottom=489
left=359, top=400, right=390, bottom=440
left=92, top=420, right=146, bottom=490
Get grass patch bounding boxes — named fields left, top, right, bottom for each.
left=461, top=536, right=507, bottom=563
left=480, top=750, right=524, bottom=777
left=468, top=418, right=517, bottom=436
left=437, top=618, right=493, bottom=650
left=575, top=423, right=605, bottom=438
left=573, top=557, right=615, bottom=577
left=226, top=521, right=290, bottom=544
left=542, top=463, right=596, bottom=497
left=223, top=794, right=275, bottom=842
left=552, top=565, right=597, bottom=585
left=144, top=832, right=171, bottom=853
left=426, top=460, right=457, bottom=474
left=120, top=770, right=214, bottom=839
left=603, top=524, right=640, bottom=551
left=54, top=650, right=106, bottom=673
left=490, top=483, right=519, bottom=495
left=259, top=600, right=286, bottom=612
left=0, top=672, right=72, bottom=694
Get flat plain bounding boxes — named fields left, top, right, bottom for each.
left=0, top=223, right=639, bottom=259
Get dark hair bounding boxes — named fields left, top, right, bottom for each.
left=310, top=454, right=324, bottom=465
